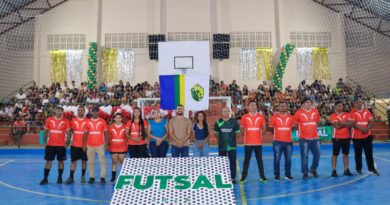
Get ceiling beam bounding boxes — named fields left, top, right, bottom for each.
left=0, top=0, right=69, bottom=35
left=0, top=0, right=38, bottom=19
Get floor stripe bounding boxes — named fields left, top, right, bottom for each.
left=247, top=173, right=371, bottom=201
left=236, top=160, right=247, bottom=205
left=374, top=156, right=390, bottom=162
left=0, top=180, right=110, bottom=203
left=0, top=160, right=13, bottom=167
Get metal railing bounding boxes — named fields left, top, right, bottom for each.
left=1, top=80, right=35, bottom=103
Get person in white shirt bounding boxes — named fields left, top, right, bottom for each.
left=15, top=88, right=26, bottom=101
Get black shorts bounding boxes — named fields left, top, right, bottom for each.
left=332, top=138, right=351, bottom=156
left=110, top=152, right=127, bottom=155
left=70, top=146, right=88, bottom=161
left=44, top=146, right=66, bottom=161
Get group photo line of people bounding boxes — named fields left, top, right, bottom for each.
left=38, top=94, right=380, bottom=186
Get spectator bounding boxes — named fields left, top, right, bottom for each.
left=337, top=78, right=345, bottom=89
left=71, top=81, right=76, bottom=89
left=242, top=85, right=249, bottom=96
left=15, top=88, right=27, bottom=101
left=11, top=116, right=27, bottom=145
left=48, top=93, right=59, bottom=105
left=229, top=80, right=238, bottom=91
left=99, top=83, right=108, bottom=93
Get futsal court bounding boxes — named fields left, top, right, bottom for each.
left=0, top=143, right=389, bottom=205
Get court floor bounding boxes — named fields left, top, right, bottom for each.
left=0, top=143, right=389, bottom=205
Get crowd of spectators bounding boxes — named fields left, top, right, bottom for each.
left=0, top=77, right=372, bottom=130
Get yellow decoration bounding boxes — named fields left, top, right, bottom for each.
left=312, top=48, right=330, bottom=80
left=101, top=48, right=119, bottom=83
left=50, top=50, right=66, bottom=83
left=256, top=48, right=273, bottom=80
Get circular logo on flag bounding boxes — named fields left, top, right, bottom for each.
left=191, top=83, right=204, bottom=102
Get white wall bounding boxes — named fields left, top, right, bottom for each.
left=0, top=21, right=34, bottom=98
left=34, top=0, right=98, bottom=87
left=33, top=0, right=349, bottom=92
left=279, top=0, right=347, bottom=88
left=344, top=18, right=390, bottom=97
left=215, top=0, right=276, bottom=89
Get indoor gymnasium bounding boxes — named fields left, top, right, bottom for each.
left=0, top=0, right=389, bottom=205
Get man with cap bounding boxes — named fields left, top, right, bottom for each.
left=83, top=106, right=109, bottom=184
left=349, top=98, right=379, bottom=176
left=294, top=97, right=321, bottom=179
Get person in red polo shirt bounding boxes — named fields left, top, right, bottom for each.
left=350, top=98, right=379, bottom=176
left=126, top=107, right=150, bottom=158
left=109, top=113, right=127, bottom=182
left=239, top=100, right=267, bottom=183
left=40, top=106, right=71, bottom=185
left=270, top=102, right=295, bottom=181
left=294, top=97, right=321, bottom=180
left=330, top=101, right=354, bottom=177
left=65, top=106, right=88, bottom=184
left=83, top=106, right=109, bottom=184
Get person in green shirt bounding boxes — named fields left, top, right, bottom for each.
left=214, top=106, right=240, bottom=184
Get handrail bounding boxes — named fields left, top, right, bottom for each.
left=1, top=80, right=35, bottom=103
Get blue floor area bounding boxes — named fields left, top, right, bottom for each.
left=0, top=143, right=390, bottom=205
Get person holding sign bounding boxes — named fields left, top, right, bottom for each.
left=330, top=101, right=353, bottom=177
left=294, top=98, right=321, bottom=180
left=269, top=102, right=295, bottom=181
left=239, top=100, right=268, bottom=183
left=214, top=106, right=240, bottom=184
left=349, top=98, right=380, bottom=176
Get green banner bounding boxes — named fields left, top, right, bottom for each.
left=292, top=126, right=333, bottom=142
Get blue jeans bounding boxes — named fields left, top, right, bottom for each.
left=149, top=141, right=169, bottom=158
left=273, top=141, right=293, bottom=177
left=171, top=145, right=189, bottom=157
left=193, top=140, right=209, bottom=157
left=299, top=139, right=321, bottom=174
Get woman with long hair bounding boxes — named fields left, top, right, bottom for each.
left=126, top=107, right=150, bottom=158
left=192, top=111, right=209, bottom=157
left=108, top=113, right=127, bottom=182
left=148, top=109, right=169, bottom=157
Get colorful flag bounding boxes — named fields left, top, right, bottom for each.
left=160, top=74, right=209, bottom=111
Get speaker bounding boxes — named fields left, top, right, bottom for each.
left=148, top=34, right=166, bottom=60
left=212, top=34, right=230, bottom=60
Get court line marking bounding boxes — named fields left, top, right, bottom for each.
left=0, top=180, right=110, bottom=203
left=236, top=160, right=247, bottom=205
left=0, top=152, right=389, bottom=204
left=247, top=173, right=371, bottom=201
left=0, top=160, right=13, bottom=167
left=374, top=156, right=390, bottom=162
left=246, top=152, right=390, bottom=201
